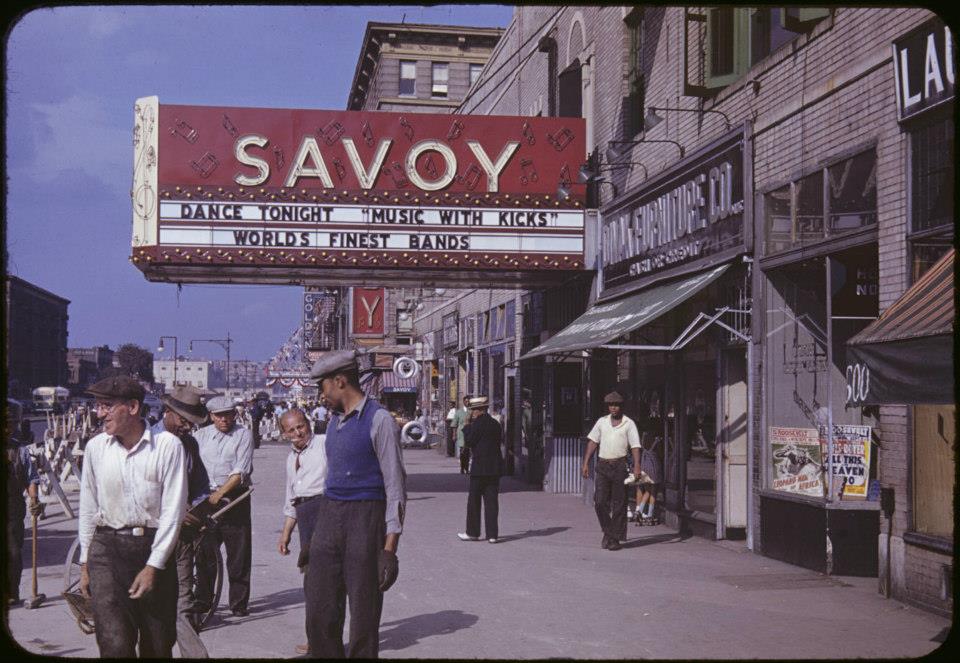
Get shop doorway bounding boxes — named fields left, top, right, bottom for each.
left=683, top=358, right=717, bottom=519
left=717, top=348, right=748, bottom=539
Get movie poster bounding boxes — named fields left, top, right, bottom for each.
left=770, top=427, right=824, bottom=496
left=822, top=424, right=872, bottom=498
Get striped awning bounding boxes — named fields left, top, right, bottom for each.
left=848, top=248, right=954, bottom=346
left=846, top=248, right=954, bottom=405
left=379, top=372, right=418, bottom=393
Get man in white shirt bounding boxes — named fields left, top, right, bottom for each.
left=444, top=400, right=457, bottom=457
left=277, top=409, right=327, bottom=567
left=277, top=408, right=329, bottom=657
left=310, top=401, right=329, bottom=434
left=78, top=376, right=187, bottom=657
left=581, top=391, right=641, bottom=551
left=195, top=395, right=254, bottom=617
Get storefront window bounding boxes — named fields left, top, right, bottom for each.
left=764, top=247, right=879, bottom=498
left=828, top=150, right=877, bottom=233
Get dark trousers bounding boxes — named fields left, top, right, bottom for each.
left=466, top=475, right=499, bottom=539
left=6, top=504, right=25, bottom=600
left=446, top=426, right=456, bottom=457
left=87, top=531, right=178, bottom=658
left=252, top=416, right=262, bottom=449
left=594, top=457, right=628, bottom=543
left=196, top=496, right=251, bottom=613
left=459, top=447, right=471, bottom=474
left=305, top=498, right=386, bottom=659
left=294, top=495, right=323, bottom=568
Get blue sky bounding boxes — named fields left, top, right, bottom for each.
left=5, top=4, right=513, bottom=362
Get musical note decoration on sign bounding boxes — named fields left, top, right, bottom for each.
left=170, top=118, right=198, bottom=144
left=332, top=157, right=347, bottom=181
left=447, top=119, right=464, bottom=141
left=520, top=158, right=538, bottom=185
left=398, top=117, right=414, bottom=142
left=389, top=162, right=409, bottom=188
left=190, top=152, right=219, bottom=178
left=521, top=122, right=536, bottom=146
left=456, top=163, right=483, bottom=190
left=320, top=120, right=344, bottom=146
left=547, top=127, right=574, bottom=152
left=222, top=114, right=239, bottom=137
left=361, top=121, right=375, bottom=147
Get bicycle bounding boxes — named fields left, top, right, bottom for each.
left=62, top=488, right=252, bottom=635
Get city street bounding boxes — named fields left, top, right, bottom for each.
left=5, top=435, right=949, bottom=659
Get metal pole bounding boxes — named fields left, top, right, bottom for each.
left=226, top=332, right=232, bottom=391
left=746, top=339, right=754, bottom=551
left=173, top=338, right=178, bottom=386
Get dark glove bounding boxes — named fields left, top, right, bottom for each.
left=28, top=500, right=42, bottom=518
left=377, top=549, right=398, bottom=592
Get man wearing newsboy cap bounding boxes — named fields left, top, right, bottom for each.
left=581, top=391, right=641, bottom=551
left=77, top=376, right=187, bottom=657
left=194, top=395, right=254, bottom=618
left=303, top=349, right=407, bottom=659
left=150, top=386, right=210, bottom=656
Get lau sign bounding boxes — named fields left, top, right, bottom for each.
left=892, top=17, right=955, bottom=121
left=131, top=98, right=587, bottom=287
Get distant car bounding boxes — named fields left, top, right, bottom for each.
left=143, top=394, right=163, bottom=421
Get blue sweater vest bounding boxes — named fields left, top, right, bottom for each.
left=324, top=400, right=386, bottom=501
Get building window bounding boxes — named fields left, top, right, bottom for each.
left=399, top=60, right=416, bottom=96
left=624, top=8, right=645, bottom=137
left=431, top=62, right=448, bottom=98
left=706, top=8, right=829, bottom=90
left=538, top=36, right=558, bottom=116
left=764, top=148, right=877, bottom=256
left=469, top=63, right=483, bottom=88
left=910, top=114, right=953, bottom=235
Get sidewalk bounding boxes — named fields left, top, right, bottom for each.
left=5, top=442, right=950, bottom=658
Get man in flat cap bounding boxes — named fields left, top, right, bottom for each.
left=194, top=395, right=254, bottom=618
left=304, top=349, right=406, bottom=659
left=77, top=376, right=187, bottom=657
left=150, top=386, right=210, bottom=656
left=456, top=396, right=504, bottom=543
left=581, top=391, right=641, bottom=551
left=6, top=399, right=41, bottom=605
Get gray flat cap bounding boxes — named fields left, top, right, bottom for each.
left=206, top=395, right=236, bottom=414
left=309, top=349, right=359, bottom=380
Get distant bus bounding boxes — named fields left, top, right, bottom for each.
left=32, top=386, right=70, bottom=413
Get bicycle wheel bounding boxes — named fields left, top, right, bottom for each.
left=193, top=539, right=224, bottom=630
left=63, top=535, right=83, bottom=594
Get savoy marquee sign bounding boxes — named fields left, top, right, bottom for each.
left=131, top=98, right=587, bottom=287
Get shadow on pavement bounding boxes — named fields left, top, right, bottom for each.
left=407, top=473, right=540, bottom=494
left=622, top=531, right=691, bottom=548
left=26, top=531, right=78, bottom=569
left=496, top=526, right=570, bottom=543
left=379, top=609, right=479, bottom=652
left=200, top=586, right=305, bottom=631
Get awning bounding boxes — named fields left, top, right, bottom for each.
left=846, top=248, right=954, bottom=405
left=519, top=263, right=730, bottom=360
left=380, top=372, right=418, bottom=393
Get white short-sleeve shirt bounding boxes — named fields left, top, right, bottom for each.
left=587, top=415, right=641, bottom=459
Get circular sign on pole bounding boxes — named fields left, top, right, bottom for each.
left=393, top=356, right=420, bottom=380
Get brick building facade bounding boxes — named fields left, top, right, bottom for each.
left=402, top=6, right=952, bottom=616
left=4, top=275, right=70, bottom=400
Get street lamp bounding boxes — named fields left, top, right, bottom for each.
left=189, top=333, right=233, bottom=390
left=157, top=336, right=179, bottom=386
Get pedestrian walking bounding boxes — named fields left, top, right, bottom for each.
left=6, top=399, right=42, bottom=606
left=77, top=376, right=187, bottom=658
left=456, top=396, right=503, bottom=544
left=195, top=396, right=254, bottom=617
left=276, top=408, right=331, bottom=656
left=149, top=386, right=211, bottom=657
left=581, top=391, right=641, bottom=551
left=453, top=396, right=471, bottom=474
left=444, top=400, right=457, bottom=457
left=304, top=349, right=406, bottom=659
left=310, top=401, right=329, bottom=435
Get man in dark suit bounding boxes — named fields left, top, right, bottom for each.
left=456, top=396, right=504, bottom=544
